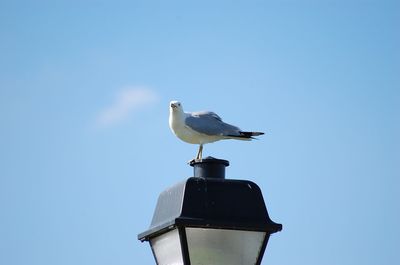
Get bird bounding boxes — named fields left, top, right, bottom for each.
left=169, top=100, right=264, bottom=160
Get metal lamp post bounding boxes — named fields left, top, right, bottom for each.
left=138, top=157, right=282, bottom=265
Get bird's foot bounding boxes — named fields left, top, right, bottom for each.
left=188, top=157, right=202, bottom=164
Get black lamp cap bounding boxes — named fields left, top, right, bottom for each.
left=138, top=177, right=282, bottom=241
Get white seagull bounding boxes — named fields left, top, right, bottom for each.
left=169, top=100, right=264, bottom=160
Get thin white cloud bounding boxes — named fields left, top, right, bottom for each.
left=96, top=86, right=159, bottom=126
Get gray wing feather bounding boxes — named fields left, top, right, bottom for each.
left=185, top=111, right=241, bottom=136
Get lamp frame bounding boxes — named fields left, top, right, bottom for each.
left=139, top=175, right=282, bottom=265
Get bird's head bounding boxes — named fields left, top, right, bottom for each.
left=170, top=100, right=183, bottom=112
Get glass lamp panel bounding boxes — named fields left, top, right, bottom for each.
left=186, top=227, right=266, bottom=265
left=150, top=228, right=184, bottom=265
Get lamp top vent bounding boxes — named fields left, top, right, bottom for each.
left=189, top=156, right=229, bottom=179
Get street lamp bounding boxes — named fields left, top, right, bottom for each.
left=138, top=157, right=282, bottom=265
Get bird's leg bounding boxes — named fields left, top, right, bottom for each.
left=199, top=144, right=203, bottom=159
left=196, top=144, right=203, bottom=160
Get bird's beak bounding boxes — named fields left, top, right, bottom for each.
left=170, top=103, right=176, bottom=109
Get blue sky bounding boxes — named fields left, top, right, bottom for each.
left=0, top=0, right=399, bottom=264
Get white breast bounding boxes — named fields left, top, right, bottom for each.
left=169, top=111, right=220, bottom=145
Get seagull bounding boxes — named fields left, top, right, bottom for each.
left=169, top=100, right=264, bottom=160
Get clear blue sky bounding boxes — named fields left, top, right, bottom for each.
left=1, top=0, right=399, bottom=264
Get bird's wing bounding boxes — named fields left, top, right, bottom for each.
left=185, top=111, right=241, bottom=136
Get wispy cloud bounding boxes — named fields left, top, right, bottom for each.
left=96, top=86, right=159, bottom=127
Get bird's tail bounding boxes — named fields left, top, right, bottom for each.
left=226, top=131, right=265, bottom=140
left=240, top=131, right=264, bottom=138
